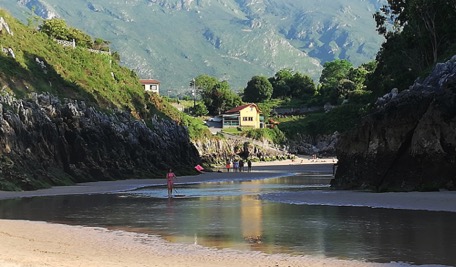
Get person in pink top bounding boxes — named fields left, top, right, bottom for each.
left=166, top=169, right=177, bottom=197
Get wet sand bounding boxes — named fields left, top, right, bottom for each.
left=0, top=157, right=454, bottom=267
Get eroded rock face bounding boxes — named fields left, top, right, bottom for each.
left=0, top=93, right=200, bottom=190
left=287, top=133, right=339, bottom=157
left=333, top=56, right=456, bottom=192
left=193, top=135, right=293, bottom=166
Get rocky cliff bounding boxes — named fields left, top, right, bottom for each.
left=193, top=134, right=293, bottom=167
left=0, top=93, right=200, bottom=191
left=287, top=133, right=339, bottom=157
left=332, top=56, right=456, bottom=192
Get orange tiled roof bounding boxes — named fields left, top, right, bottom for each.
left=139, top=79, right=160, bottom=85
left=225, top=103, right=260, bottom=114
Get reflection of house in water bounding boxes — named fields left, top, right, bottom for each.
left=240, top=180, right=263, bottom=245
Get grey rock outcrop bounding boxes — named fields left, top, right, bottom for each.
left=193, top=135, right=293, bottom=166
left=287, top=132, right=339, bottom=157
left=332, top=56, right=456, bottom=192
left=0, top=93, right=200, bottom=190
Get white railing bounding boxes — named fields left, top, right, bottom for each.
left=55, top=39, right=111, bottom=55
left=55, top=39, right=75, bottom=48
left=87, top=48, right=111, bottom=55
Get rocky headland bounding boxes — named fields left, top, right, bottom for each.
left=0, top=93, right=200, bottom=190
left=332, top=56, right=456, bottom=192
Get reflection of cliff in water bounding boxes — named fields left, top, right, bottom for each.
left=0, top=175, right=455, bottom=265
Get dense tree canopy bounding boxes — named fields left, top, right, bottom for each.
left=371, top=0, right=456, bottom=94
left=40, top=18, right=93, bottom=48
left=318, top=60, right=353, bottom=104
left=243, top=76, right=273, bottom=103
left=288, top=72, right=316, bottom=99
left=195, top=75, right=242, bottom=115
left=270, top=68, right=293, bottom=98
left=269, top=69, right=315, bottom=100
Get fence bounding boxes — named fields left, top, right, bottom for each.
left=55, top=39, right=111, bottom=55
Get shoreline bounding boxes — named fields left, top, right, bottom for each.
left=0, top=156, right=334, bottom=200
left=0, top=219, right=398, bottom=267
left=1, top=158, right=455, bottom=267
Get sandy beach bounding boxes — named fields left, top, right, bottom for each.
left=0, top=157, right=454, bottom=267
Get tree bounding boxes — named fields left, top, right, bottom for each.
left=194, top=74, right=218, bottom=94
left=40, top=18, right=69, bottom=40
left=243, top=76, right=273, bottom=103
left=337, top=79, right=357, bottom=99
left=40, top=18, right=93, bottom=48
left=347, top=67, right=369, bottom=91
left=370, top=0, right=456, bottom=95
left=375, top=0, right=456, bottom=64
left=193, top=102, right=209, bottom=116
left=373, top=0, right=407, bottom=37
left=196, top=75, right=242, bottom=115
left=270, top=68, right=293, bottom=98
left=319, top=59, right=353, bottom=89
left=68, top=27, right=93, bottom=48
left=209, top=81, right=242, bottom=115
left=318, top=59, right=353, bottom=104
left=288, top=72, right=316, bottom=99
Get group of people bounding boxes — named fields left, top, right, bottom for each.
left=166, top=158, right=254, bottom=197
left=225, top=158, right=252, bottom=172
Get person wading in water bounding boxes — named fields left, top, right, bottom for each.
left=166, top=169, right=177, bottom=197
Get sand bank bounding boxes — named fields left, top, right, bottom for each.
left=0, top=219, right=405, bottom=267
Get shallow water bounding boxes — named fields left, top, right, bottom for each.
left=0, top=175, right=455, bottom=266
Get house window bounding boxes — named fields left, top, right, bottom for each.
left=242, top=117, right=253, bottom=121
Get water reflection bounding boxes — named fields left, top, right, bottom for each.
left=0, top=175, right=455, bottom=266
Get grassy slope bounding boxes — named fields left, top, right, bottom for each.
left=0, top=9, right=210, bottom=139
left=0, top=9, right=147, bottom=114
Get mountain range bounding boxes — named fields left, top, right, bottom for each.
left=2, top=0, right=385, bottom=94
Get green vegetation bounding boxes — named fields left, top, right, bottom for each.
left=248, top=0, right=456, bottom=140
left=242, top=76, right=273, bottom=103
left=3, top=0, right=456, bottom=147
left=222, top=127, right=286, bottom=145
left=244, top=127, right=286, bottom=145
left=0, top=9, right=145, bottom=114
left=269, top=69, right=316, bottom=101
left=2, top=0, right=385, bottom=91
left=187, top=57, right=375, bottom=141
left=194, top=74, right=242, bottom=115
left=0, top=9, right=211, bottom=140
left=371, top=0, right=456, bottom=95
left=145, top=94, right=212, bottom=140
left=277, top=104, right=370, bottom=138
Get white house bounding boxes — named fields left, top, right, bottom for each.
left=139, top=79, right=160, bottom=94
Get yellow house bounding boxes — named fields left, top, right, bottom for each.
left=222, top=103, right=263, bottom=129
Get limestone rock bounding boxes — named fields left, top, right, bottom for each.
left=333, top=56, right=456, bottom=192
left=0, top=93, right=200, bottom=190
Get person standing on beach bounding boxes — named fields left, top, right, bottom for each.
left=226, top=159, right=231, bottom=172
left=166, top=169, right=176, bottom=197
left=233, top=160, right=239, bottom=172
